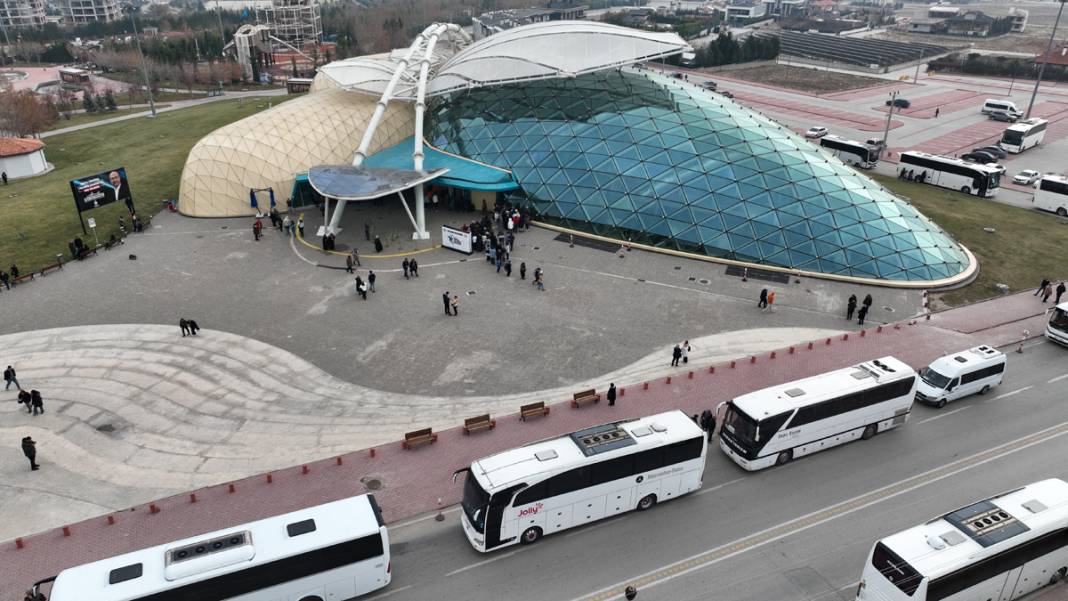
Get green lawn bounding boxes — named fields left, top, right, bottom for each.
left=46, top=105, right=172, bottom=131
left=872, top=174, right=1068, bottom=305
left=0, top=97, right=289, bottom=273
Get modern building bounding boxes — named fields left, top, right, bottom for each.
left=726, top=0, right=767, bottom=24
left=0, top=137, right=49, bottom=179
left=762, top=0, right=805, bottom=19
left=256, top=0, right=322, bottom=52
left=179, top=20, right=975, bottom=286
left=62, top=0, right=120, bottom=23
left=1008, top=7, right=1027, bottom=33
left=0, top=0, right=45, bottom=29
left=472, top=3, right=586, bottom=40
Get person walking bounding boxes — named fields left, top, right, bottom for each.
left=4, top=365, right=19, bottom=391
left=767, top=291, right=776, bottom=312
left=1035, top=278, right=1050, bottom=296
left=21, top=436, right=39, bottom=471
left=451, top=294, right=460, bottom=316
left=282, top=214, right=292, bottom=236
left=179, top=319, right=190, bottom=337
left=355, top=276, right=367, bottom=300
left=30, top=390, right=43, bottom=416
left=368, top=270, right=376, bottom=292
left=671, top=344, right=682, bottom=367
left=700, top=409, right=716, bottom=443
left=187, top=319, right=200, bottom=336
left=535, top=271, right=545, bottom=291
left=18, top=390, right=31, bottom=413
left=1057, top=282, right=1066, bottom=305
left=297, top=217, right=305, bottom=238
left=758, top=288, right=768, bottom=309
left=253, top=219, right=263, bottom=241
left=681, top=340, right=691, bottom=364
left=351, top=247, right=361, bottom=267
left=857, top=304, right=869, bottom=325
left=403, top=258, right=410, bottom=279
left=505, top=259, right=512, bottom=277
left=345, top=254, right=354, bottom=274
left=934, top=107, right=940, bottom=118
left=607, top=383, right=617, bottom=407
left=846, top=294, right=857, bottom=321
left=862, top=294, right=873, bottom=311
left=443, top=291, right=451, bottom=316
left=496, top=253, right=503, bottom=273
left=520, top=262, right=527, bottom=280
left=1042, top=282, right=1054, bottom=303
left=410, top=259, right=419, bottom=277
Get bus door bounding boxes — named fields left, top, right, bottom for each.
left=485, top=484, right=525, bottom=549
left=997, top=565, right=1024, bottom=601
left=975, top=177, right=986, bottom=196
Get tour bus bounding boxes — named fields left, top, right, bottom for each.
left=31, top=494, right=391, bottom=601
left=58, top=67, right=91, bottom=85
left=1033, top=175, right=1068, bottom=217
left=855, top=478, right=1068, bottom=601
left=820, top=135, right=878, bottom=169
left=1047, top=302, right=1068, bottom=346
left=454, top=410, right=705, bottom=552
left=915, top=345, right=1006, bottom=409
left=1000, top=118, right=1048, bottom=153
left=718, top=356, right=916, bottom=471
left=981, top=98, right=1021, bottom=115
left=899, top=151, right=1002, bottom=197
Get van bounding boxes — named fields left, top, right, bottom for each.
left=915, top=345, right=1006, bottom=408
left=981, top=99, right=1020, bottom=115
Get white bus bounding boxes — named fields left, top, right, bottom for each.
left=1047, top=302, right=1068, bottom=346
left=1033, top=175, right=1068, bottom=217
left=820, top=135, right=879, bottom=169
left=856, top=478, right=1068, bottom=601
left=454, top=410, right=706, bottom=552
left=32, top=494, right=391, bottom=601
left=718, top=356, right=916, bottom=471
left=1000, top=118, right=1048, bottom=153
left=899, top=151, right=1002, bottom=198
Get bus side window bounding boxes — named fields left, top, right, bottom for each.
left=634, top=448, right=666, bottom=473
left=546, top=467, right=591, bottom=497
left=947, top=377, right=959, bottom=391
left=514, top=483, right=547, bottom=506
left=591, top=456, right=636, bottom=485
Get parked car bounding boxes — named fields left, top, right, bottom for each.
left=672, top=72, right=684, bottom=80
left=885, top=98, right=911, bottom=109
left=974, top=146, right=1008, bottom=159
left=718, top=90, right=734, bottom=99
left=804, top=126, right=829, bottom=139
left=1013, top=169, right=1042, bottom=186
left=961, top=151, right=998, bottom=164
left=701, top=80, right=718, bottom=90
left=989, top=110, right=1019, bottom=123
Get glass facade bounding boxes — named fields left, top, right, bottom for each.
left=426, top=70, right=970, bottom=282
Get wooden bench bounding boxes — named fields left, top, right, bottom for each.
left=519, top=401, right=550, bottom=421
left=39, top=262, right=63, bottom=276
left=463, top=414, right=496, bottom=435
left=402, top=428, right=438, bottom=449
left=11, top=273, right=34, bottom=286
left=571, top=388, right=600, bottom=408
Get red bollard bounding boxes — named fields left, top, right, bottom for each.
left=877, top=325, right=883, bottom=333
left=370, top=448, right=376, bottom=458
left=15, top=538, right=24, bottom=550
left=709, top=365, right=715, bottom=374
left=860, top=329, right=866, bottom=337
left=107, top=515, right=116, bottom=525
left=894, top=324, right=901, bottom=330
left=149, top=504, right=160, bottom=514
left=842, top=333, right=849, bottom=341
left=302, top=465, right=310, bottom=475
left=266, top=474, right=273, bottom=484
left=336, top=456, right=343, bottom=466
left=643, top=381, right=649, bottom=390
left=189, top=493, right=197, bottom=503
left=730, top=360, right=736, bottom=369
left=62, top=526, right=71, bottom=537
left=749, top=356, right=756, bottom=364
left=666, top=376, right=672, bottom=385
left=770, top=351, right=777, bottom=359
left=620, top=387, right=625, bottom=397
left=825, top=338, right=832, bottom=345
left=228, top=483, right=236, bottom=494
left=789, top=346, right=795, bottom=354
left=688, top=371, right=694, bottom=379
left=807, top=341, right=814, bottom=350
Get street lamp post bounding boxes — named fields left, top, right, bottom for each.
left=126, top=4, right=157, bottom=118
left=881, top=90, right=898, bottom=157
left=1026, top=0, right=1067, bottom=120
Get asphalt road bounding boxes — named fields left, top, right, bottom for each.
left=378, top=339, right=1068, bottom=601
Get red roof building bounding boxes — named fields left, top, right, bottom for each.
left=0, top=137, right=50, bottom=179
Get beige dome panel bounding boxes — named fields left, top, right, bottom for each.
left=179, top=88, right=414, bottom=217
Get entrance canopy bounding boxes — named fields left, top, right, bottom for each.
left=363, top=137, right=519, bottom=192
left=307, top=164, right=448, bottom=201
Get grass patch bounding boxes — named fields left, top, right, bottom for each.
left=717, top=64, right=888, bottom=94
left=46, top=105, right=172, bottom=131
left=872, top=174, right=1068, bottom=306
left=0, top=96, right=289, bottom=273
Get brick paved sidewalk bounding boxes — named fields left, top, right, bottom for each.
left=0, top=295, right=1055, bottom=599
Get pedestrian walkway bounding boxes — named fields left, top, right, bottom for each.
left=0, top=290, right=1054, bottom=600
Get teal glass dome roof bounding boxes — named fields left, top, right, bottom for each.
left=425, top=70, right=971, bottom=282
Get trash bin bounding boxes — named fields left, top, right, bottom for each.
left=374, top=236, right=383, bottom=253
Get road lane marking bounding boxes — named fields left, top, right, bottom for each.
left=915, top=406, right=972, bottom=425
left=993, top=386, right=1033, bottom=401
left=570, top=418, right=1068, bottom=601
left=1048, top=374, right=1068, bottom=384
left=565, top=516, right=627, bottom=538
left=445, top=549, right=523, bottom=577
left=363, top=585, right=412, bottom=600
left=694, top=477, right=745, bottom=496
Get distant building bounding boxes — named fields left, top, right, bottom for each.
left=0, top=0, right=46, bottom=29
left=762, top=0, right=805, bottom=19
left=62, top=0, right=121, bottom=23
left=726, top=0, right=766, bottom=24
left=908, top=18, right=948, bottom=34
left=473, top=2, right=586, bottom=40
left=945, top=10, right=995, bottom=37
left=927, top=5, right=959, bottom=19
left=256, top=0, right=323, bottom=51
left=1008, top=7, right=1027, bottom=33
left=1034, top=44, right=1068, bottom=67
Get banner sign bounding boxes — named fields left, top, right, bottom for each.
left=70, top=167, right=134, bottom=213
left=441, top=225, right=473, bottom=255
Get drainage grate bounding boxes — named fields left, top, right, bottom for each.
left=360, top=476, right=382, bottom=491
left=724, top=265, right=790, bottom=284
left=466, top=290, right=476, bottom=295
left=698, top=278, right=710, bottom=285
left=883, top=306, right=895, bottom=313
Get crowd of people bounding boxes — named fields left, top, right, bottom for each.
left=5, top=365, right=43, bottom=471
left=1035, top=278, right=1066, bottom=305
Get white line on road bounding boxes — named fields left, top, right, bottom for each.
left=916, top=406, right=972, bottom=425
left=1048, top=374, right=1068, bottom=384
left=363, top=585, right=413, bottom=600
left=993, top=386, right=1033, bottom=401
left=694, top=477, right=745, bottom=496
left=565, top=516, right=627, bottom=538
left=445, top=549, right=523, bottom=577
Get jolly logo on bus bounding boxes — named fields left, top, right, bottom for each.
left=517, top=502, right=544, bottom=518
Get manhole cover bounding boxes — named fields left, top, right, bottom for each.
left=698, top=278, right=710, bottom=285
left=883, top=306, right=895, bottom=312
left=360, top=476, right=383, bottom=491
left=533, top=246, right=540, bottom=250
left=96, top=423, right=116, bottom=433
left=196, top=235, right=203, bottom=239
left=466, top=290, right=476, bottom=295
left=688, top=276, right=696, bottom=281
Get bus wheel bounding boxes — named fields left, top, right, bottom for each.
left=1058, top=207, right=1067, bottom=217
left=960, top=186, right=971, bottom=195
left=297, top=596, right=324, bottom=601
left=637, top=494, right=657, bottom=511
left=520, top=526, right=542, bottom=545
left=775, top=450, right=792, bottom=466
left=1050, top=567, right=1067, bottom=585
left=936, top=398, right=947, bottom=409
left=862, top=424, right=878, bottom=440
left=979, top=385, right=990, bottom=395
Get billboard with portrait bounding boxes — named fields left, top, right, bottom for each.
left=70, top=167, right=134, bottom=213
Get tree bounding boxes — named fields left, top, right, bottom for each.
left=0, top=89, right=58, bottom=136
left=104, top=89, right=118, bottom=111
left=83, top=94, right=96, bottom=113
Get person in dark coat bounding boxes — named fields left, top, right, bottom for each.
left=410, top=259, right=419, bottom=277
left=862, top=294, right=873, bottom=310
left=504, top=259, right=512, bottom=277
left=758, top=288, right=768, bottom=309
left=443, top=291, right=451, bottom=316
left=355, top=276, right=367, bottom=300
left=1057, top=282, right=1066, bottom=305
left=1035, top=278, right=1050, bottom=296
left=671, top=344, right=682, bottom=367
left=345, top=255, right=354, bottom=274
left=368, top=270, right=376, bottom=293
left=4, top=365, right=19, bottom=390
left=18, top=390, right=31, bottom=413
left=700, top=409, right=716, bottom=442
left=520, top=262, right=527, bottom=280
left=857, top=304, right=869, bottom=325
left=846, top=294, right=857, bottom=321
left=21, top=436, right=38, bottom=470
left=179, top=319, right=190, bottom=337
left=30, top=390, right=43, bottom=416
left=187, top=319, right=200, bottom=336
left=402, top=258, right=410, bottom=279
left=607, top=383, right=617, bottom=407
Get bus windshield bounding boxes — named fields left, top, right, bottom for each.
left=871, top=542, right=923, bottom=595
left=723, top=403, right=758, bottom=444
left=1001, top=130, right=1024, bottom=146
left=1051, top=307, right=1068, bottom=333
left=920, top=367, right=951, bottom=390
left=462, top=472, right=490, bottom=533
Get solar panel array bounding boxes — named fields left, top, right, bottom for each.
left=773, top=31, right=950, bottom=68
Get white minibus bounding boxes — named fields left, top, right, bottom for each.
left=455, top=410, right=706, bottom=552
left=856, top=478, right=1068, bottom=601
left=1047, top=302, right=1068, bottom=346
left=1033, top=175, right=1068, bottom=217
left=915, top=345, right=1006, bottom=408
left=719, top=356, right=917, bottom=471
left=32, top=494, right=391, bottom=601
left=982, top=99, right=1020, bottom=115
